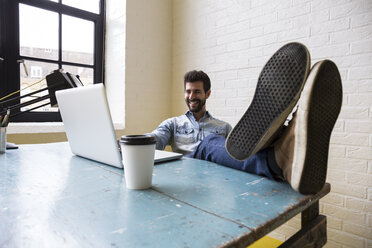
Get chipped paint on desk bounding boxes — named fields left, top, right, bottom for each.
left=0, top=142, right=329, bottom=248
left=150, top=156, right=330, bottom=246
left=0, top=143, right=251, bottom=247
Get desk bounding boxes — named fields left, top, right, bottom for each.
left=0, top=143, right=329, bottom=247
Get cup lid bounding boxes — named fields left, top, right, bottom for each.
left=120, top=134, right=156, bottom=145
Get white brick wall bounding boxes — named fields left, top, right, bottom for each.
left=172, top=0, right=372, bottom=247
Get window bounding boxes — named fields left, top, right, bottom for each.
left=30, top=66, right=43, bottom=79
left=0, top=0, right=104, bottom=122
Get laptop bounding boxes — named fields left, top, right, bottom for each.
left=55, top=83, right=183, bottom=168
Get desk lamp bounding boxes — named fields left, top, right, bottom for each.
left=0, top=70, right=82, bottom=148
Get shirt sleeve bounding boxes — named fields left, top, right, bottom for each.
left=151, top=118, right=174, bottom=150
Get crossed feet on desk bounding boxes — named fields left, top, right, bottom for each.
left=226, top=43, right=343, bottom=194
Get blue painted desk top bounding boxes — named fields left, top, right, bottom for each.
left=0, top=142, right=329, bottom=247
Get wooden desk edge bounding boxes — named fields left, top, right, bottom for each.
left=220, top=183, right=331, bottom=248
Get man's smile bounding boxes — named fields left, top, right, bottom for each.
left=190, top=100, right=199, bottom=104
left=188, top=99, right=201, bottom=107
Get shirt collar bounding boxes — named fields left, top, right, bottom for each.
left=185, top=110, right=211, bottom=120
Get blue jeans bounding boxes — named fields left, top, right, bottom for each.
left=188, top=134, right=281, bottom=180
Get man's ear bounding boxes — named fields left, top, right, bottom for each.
left=206, top=90, right=211, bottom=99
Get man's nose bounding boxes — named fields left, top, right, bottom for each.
left=189, top=92, right=195, bottom=99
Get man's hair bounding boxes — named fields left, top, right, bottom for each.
left=184, top=70, right=211, bottom=92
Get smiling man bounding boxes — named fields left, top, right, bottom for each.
left=152, top=70, right=232, bottom=155
left=184, top=79, right=210, bottom=121
left=152, top=43, right=343, bottom=195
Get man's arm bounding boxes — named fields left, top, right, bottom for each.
left=151, top=118, right=174, bottom=150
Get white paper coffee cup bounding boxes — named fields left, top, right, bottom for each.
left=120, top=134, right=156, bottom=190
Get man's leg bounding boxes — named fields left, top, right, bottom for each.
left=226, top=42, right=311, bottom=160
left=226, top=60, right=342, bottom=194
left=272, top=60, right=342, bottom=194
left=188, top=134, right=282, bottom=180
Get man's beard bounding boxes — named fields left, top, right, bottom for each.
left=186, top=98, right=206, bottom=113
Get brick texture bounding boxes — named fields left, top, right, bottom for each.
left=172, top=0, right=372, bottom=246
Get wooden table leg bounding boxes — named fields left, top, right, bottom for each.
left=302, top=201, right=319, bottom=227
left=279, top=201, right=327, bottom=248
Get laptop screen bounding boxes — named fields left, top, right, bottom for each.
left=56, top=84, right=123, bottom=168
left=56, top=84, right=182, bottom=168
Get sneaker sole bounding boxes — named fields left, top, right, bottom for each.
left=291, top=60, right=343, bottom=194
left=225, top=42, right=310, bottom=160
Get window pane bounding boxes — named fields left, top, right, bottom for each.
left=19, top=4, right=58, bottom=60
left=62, top=65, right=93, bottom=86
left=62, top=0, right=100, bottom=14
left=62, top=15, right=94, bottom=65
left=20, top=61, right=59, bottom=112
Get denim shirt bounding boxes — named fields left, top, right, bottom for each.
left=152, top=111, right=232, bottom=155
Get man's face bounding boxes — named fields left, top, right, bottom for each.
left=184, top=81, right=211, bottom=113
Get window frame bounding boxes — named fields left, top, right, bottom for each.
left=0, top=0, right=105, bottom=122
